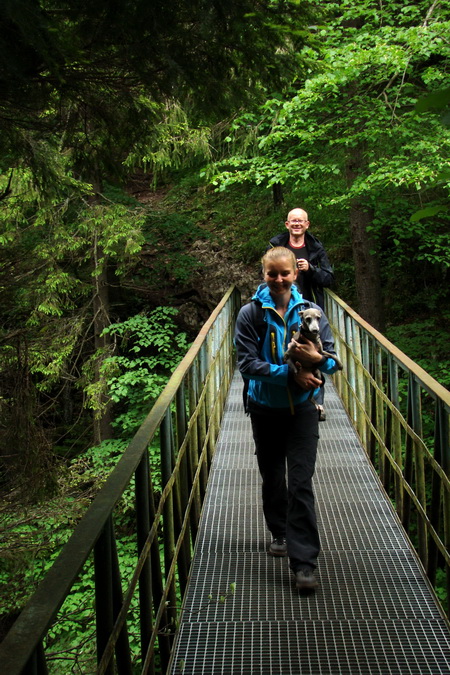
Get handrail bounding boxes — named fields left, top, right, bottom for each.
left=0, top=285, right=241, bottom=675
left=325, top=289, right=450, bottom=619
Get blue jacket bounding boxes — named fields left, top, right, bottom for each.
left=234, top=283, right=340, bottom=410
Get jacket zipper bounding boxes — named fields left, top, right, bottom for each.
left=270, top=330, right=277, bottom=362
left=265, top=304, right=298, bottom=415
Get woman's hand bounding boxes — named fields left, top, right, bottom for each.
left=287, top=336, right=322, bottom=368
left=293, top=367, right=322, bottom=390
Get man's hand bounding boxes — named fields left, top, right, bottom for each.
left=287, top=336, right=322, bottom=367
left=293, top=367, right=322, bottom=390
left=297, top=258, right=310, bottom=272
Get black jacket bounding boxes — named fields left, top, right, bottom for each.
left=267, top=230, right=334, bottom=309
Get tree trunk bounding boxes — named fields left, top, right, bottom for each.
left=90, top=174, right=114, bottom=445
left=272, top=182, right=284, bottom=207
left=92, top=238, right=114, bottom=444
left=348, top=203, right=383, bottom=330
left=346, top=149, right=384, bottom=331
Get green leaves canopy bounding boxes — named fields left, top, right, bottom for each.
left=210, top=0, right=450, bottom=268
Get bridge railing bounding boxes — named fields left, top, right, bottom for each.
left=325, top=289, right=450, bottom=618
left=0, top=286, right=241, bottom=675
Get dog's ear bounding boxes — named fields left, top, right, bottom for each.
left=299, top=310, right=305, bottom=318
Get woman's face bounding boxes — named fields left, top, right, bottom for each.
left=263, top=256, right=297, bottom=297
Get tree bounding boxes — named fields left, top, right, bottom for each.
left=209, top=0, right=450, bottom=328
left=0, top=0, right=316, bottom=491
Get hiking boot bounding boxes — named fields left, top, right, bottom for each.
left=268, top=536, right=287, bottom=557
left=294, top=567, right=319, bottom=592
left=317, top=405, right=326, bottom=421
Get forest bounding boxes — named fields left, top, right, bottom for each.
left=1, top=0, right=449, bottom=669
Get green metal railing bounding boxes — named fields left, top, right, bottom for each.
left=325, top=289, right=450, bottom=618
left=0, top=286, right=241, bottom=675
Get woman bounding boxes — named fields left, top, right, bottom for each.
left=234, top=247, right=340, bottom=591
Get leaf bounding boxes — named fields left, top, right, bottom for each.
left=410, top=205, right=449, bottom=222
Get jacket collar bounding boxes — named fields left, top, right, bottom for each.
left=270, top=230, right=322, bottom=251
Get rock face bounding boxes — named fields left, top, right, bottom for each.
left=127, top=176, right=264, bottom=334
left=190, top=239, right=261, bottom=301
left=174, top=240, right=261, bottom=333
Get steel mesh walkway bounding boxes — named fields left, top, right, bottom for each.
left=168, top=371, right=450, bottom=674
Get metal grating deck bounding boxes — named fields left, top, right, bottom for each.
left=168, top=371, right=450, bottom=674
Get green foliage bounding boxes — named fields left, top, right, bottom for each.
left=141, top=211, right=210, bottom=285
left=435, top=568, right=449, bottom=615
left=125, top=100, right=213, bottom=182
left=205, top=0, right=450, bottom=322
left=0, top=436, right=161, bottom=670
left=0, top=304, right=188, bottom=649
left=1, top=0, right=314, bottom=179
left=0, top=496, right=90, bottom=615
left=386, top=318, right=450, bottom=391
left=99, top=308, right=190, bottom=436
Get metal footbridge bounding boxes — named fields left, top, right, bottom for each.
left=1, top=287, right=449, bottom=674
left=168, top=372, right=449, bottom=674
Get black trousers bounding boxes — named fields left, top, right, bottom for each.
left=250, top=400, right=320, bottom=571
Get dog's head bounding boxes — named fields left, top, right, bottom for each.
left=299, top=308, right=321, bottom=336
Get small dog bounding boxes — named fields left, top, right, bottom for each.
left=284, top=307, right=343, bottom=375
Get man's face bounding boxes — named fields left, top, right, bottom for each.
left=285, top=210, right=309, bottom=237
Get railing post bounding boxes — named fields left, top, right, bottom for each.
left=160, top=410, right=178, bottom=656
left=428, top=400, right=449, bottom=585
left=23, top=642, right=48, bottom=675
left=175, top=383, right=192, bottom=596
left=188, top=367, right=201, bottom=536
left=386, top=355, right=403, bottom=517
left=404, top=373, right=427, bottom=563
left=135, top=453, right=155, bottom=674
left=94, top=517, right=115, bottom=675
left=352, top=322, right=366, bottom=446
left=345, top=314, right=356, bottom=424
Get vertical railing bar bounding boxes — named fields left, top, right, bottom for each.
left=23, top=643, right=48, bottom=675
left=406, top=374, right=427, bottom=563
left=135, top=453, right=155, bottom=675
left=94, top=518, right=115, bottom=675
left=160, top=410, right=177, bottom=665
left=439, top=399, right=450, bottom=617
left=361, top=330, right=370, bottom=371
left=199, top=396, right=208, bottom=497
left=368, top=377, right=377, bottom=467
left=109, top=523, right=133, bottom=675
left=96, top=517, right=133, bottom=675
left=392, top=359, right=403, bottom=520
left=345, top=314, right=356, bottom=424
left=337, top=305, right=347, bottom=405
left=148, top=489, right=171, bottom=670
left=374, top=343, right=385, bottom=465
left=403, top=374, right=415, bottom=532
left=352, top=322, right=366, bottom=446
left=188, top=369, right=201, bottom=536
left=171, top=408, right=190, bottom=597
left=428, top=400, right=449, bottom=585
left=175, top=383, right=192, bottom=590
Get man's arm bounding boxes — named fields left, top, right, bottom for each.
left=308, top=247, right=334, bottom=288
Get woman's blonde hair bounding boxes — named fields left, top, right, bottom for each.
left=262, top=246, right=297, bottom=271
